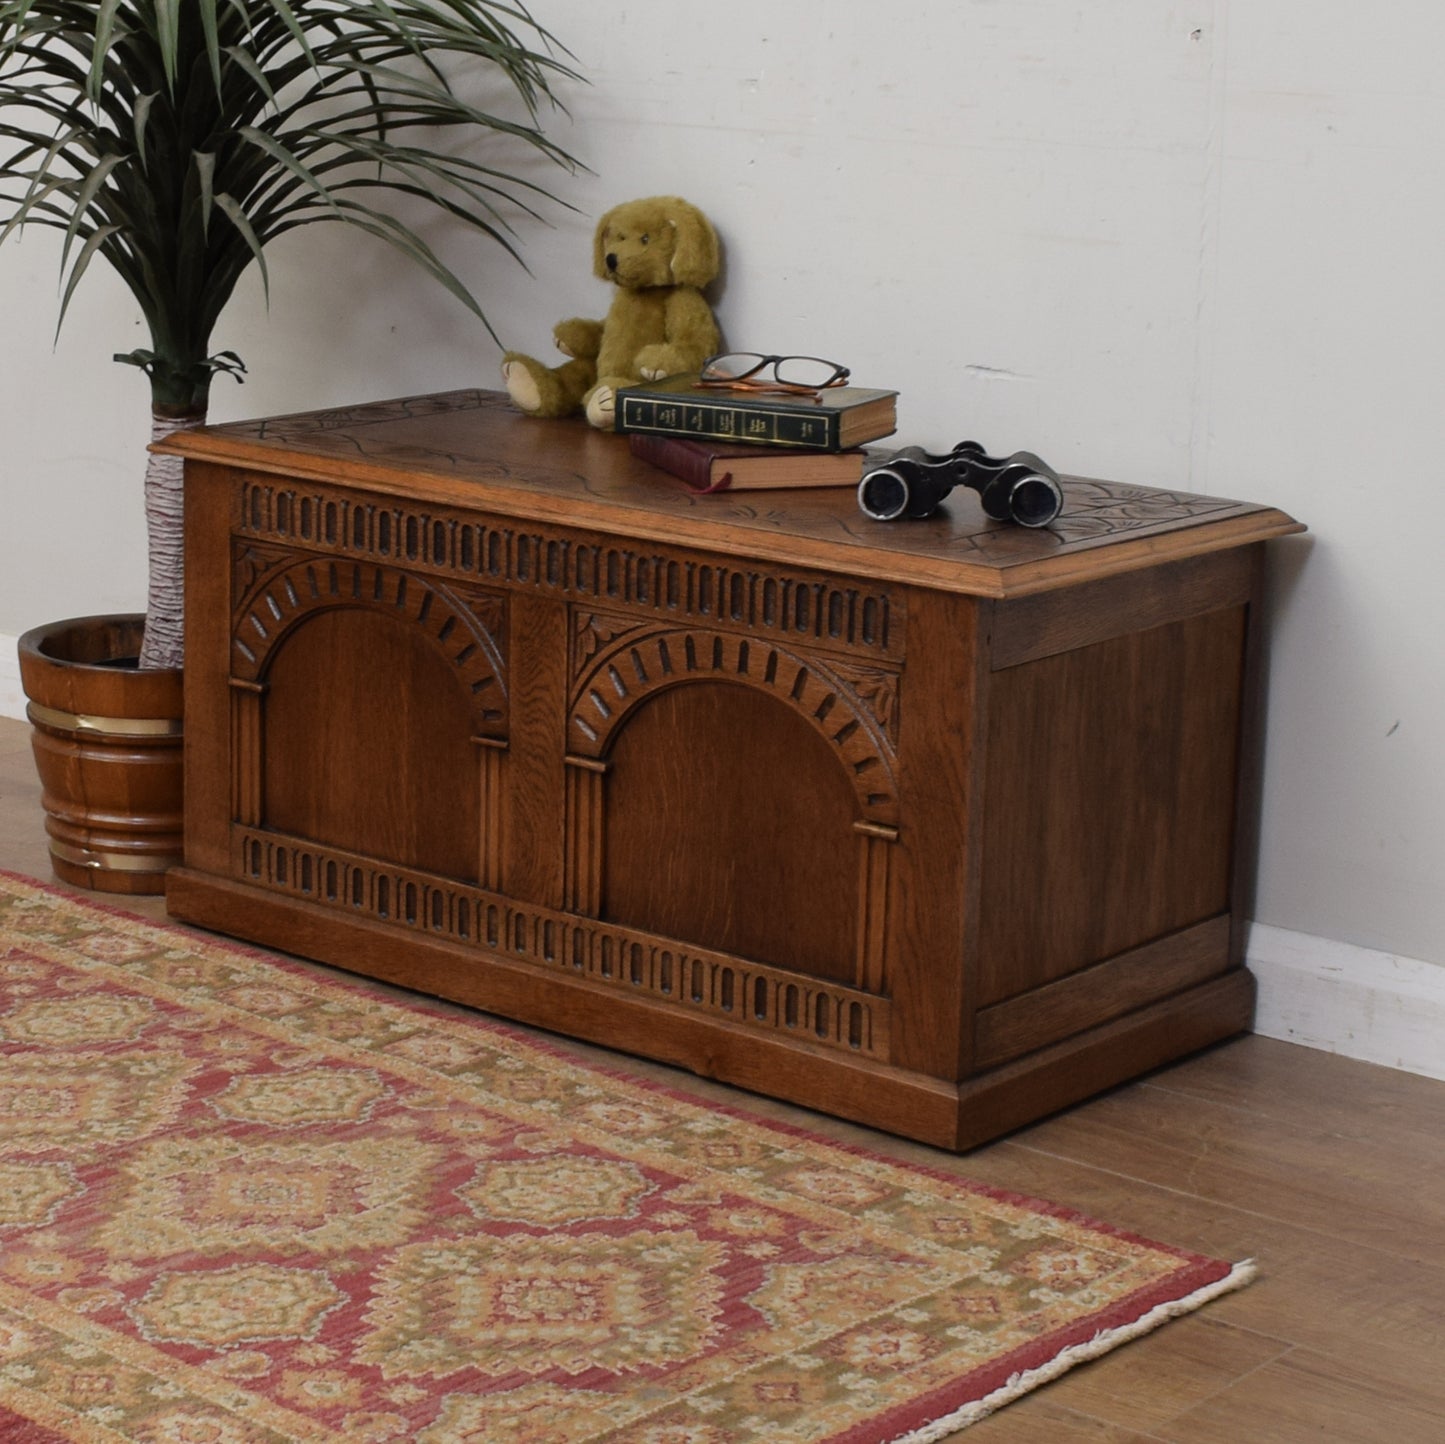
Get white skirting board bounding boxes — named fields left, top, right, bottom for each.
left=1246, top=922, right=1445, bottom=1082
left=0, top=624, right=1439, bottom=1083
left=0, top=631, right=25, bottom=722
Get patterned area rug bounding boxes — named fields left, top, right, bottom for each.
left=0, top=872, right=1253, bottom=1443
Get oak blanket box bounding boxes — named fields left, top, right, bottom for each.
left=160, top=390, right=1303, bottom=1149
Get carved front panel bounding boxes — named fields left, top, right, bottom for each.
left=567, top=610, right=900, bottom=824
left=234, top=826, right=889, bottom=1059
left=228, top=541, right=510, bottom=886
left=566, top=607, right=902, bottom=995
left=227, top=502, right=910, bottom=1005
left=230, top=544, right=508, bottom=730
left=236, top=476, right=904, bottom=664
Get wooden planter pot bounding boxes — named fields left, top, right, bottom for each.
left=17, top=614, right=184, bottom=895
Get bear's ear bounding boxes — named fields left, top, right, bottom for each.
left=664, top=199, right=720, bottom=288
left=592, top=206, right=616, bottom=281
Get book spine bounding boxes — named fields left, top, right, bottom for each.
left=628, top=434, right=729, bottom=492
left=616, top=393, right=842, bottom=451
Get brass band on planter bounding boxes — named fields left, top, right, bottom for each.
left=26, top=701, right=184, bottom=738
left=47, top=840, right=184, bottom=874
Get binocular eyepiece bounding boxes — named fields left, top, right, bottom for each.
left=858, top=441, right=1064, bottom=528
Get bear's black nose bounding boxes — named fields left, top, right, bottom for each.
left=605, top=253, right=618, bottom=272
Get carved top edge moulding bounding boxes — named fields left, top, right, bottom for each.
left=159, top=389, right=1304, bottom=600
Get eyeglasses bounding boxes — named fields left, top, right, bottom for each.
left=698, top=352, right=851, bottom=395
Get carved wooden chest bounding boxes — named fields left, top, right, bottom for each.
left=161, top=391, right=1302, bottom=1149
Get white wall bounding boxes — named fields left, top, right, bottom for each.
left=4, top=4, right=1444, bottom=1007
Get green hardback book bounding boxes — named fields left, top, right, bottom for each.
left=615, top=374, right=898, bottom=452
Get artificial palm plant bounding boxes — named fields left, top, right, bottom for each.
left=1, top=0, right=579, bottom=668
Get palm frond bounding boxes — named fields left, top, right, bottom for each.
left=0, top=0, right=583, bottom=407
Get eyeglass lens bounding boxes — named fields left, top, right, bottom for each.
left=703, top=353, right=845, bottom=388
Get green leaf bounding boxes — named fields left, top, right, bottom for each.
left=56, top=221, right=121, bottom=334
left=198, top=0, right=223, bottom=97
left=114, top=348, right=159, bottom=370
left=261, top=0, right=318, bottom=71
left=59, top=152, right=126, bottom=274
left=207, top=348, right=247, bottom=381
left=211, top=191, right=270, bottom=302
left=234, top=124, right=345, bottom=220
left=221, top=45, right=277, bottom=108
left=7, top=122, right=85, bottom=237
left=154, top=0, right=180, bottom=91
left=86, top=0, right=126, bottom=104
left=193, top=152, right=215, bottom=234
left=0, top=172, right=72, bottom=247
left=132, top=92, right=158, bottom=172
left=328, top=196, right=494, bottom=332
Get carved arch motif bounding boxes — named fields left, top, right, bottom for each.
left=231, top=555, right=508, bottom=736
left=567, top=612, right=900, bottom=827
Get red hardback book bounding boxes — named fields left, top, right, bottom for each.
left=628, top=433, right=868, bottom=493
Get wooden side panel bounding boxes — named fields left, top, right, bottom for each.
left=976, top=605, right=1248, bottom=1007
left=1229, top=546, right=1269, bottom=968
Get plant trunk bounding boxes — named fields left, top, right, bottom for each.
left=138, top=407, right=207, bottom=671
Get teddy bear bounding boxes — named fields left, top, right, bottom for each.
left=500, top=195, right=721, bottom=430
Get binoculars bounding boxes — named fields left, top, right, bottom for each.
left=857, top=441, right=1064, bottom=528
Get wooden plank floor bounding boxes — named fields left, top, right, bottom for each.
left=1, top=712, right=1441, bottom=1442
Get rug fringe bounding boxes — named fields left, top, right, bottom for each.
left=887, top=1259, right=1259, bottom=1442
